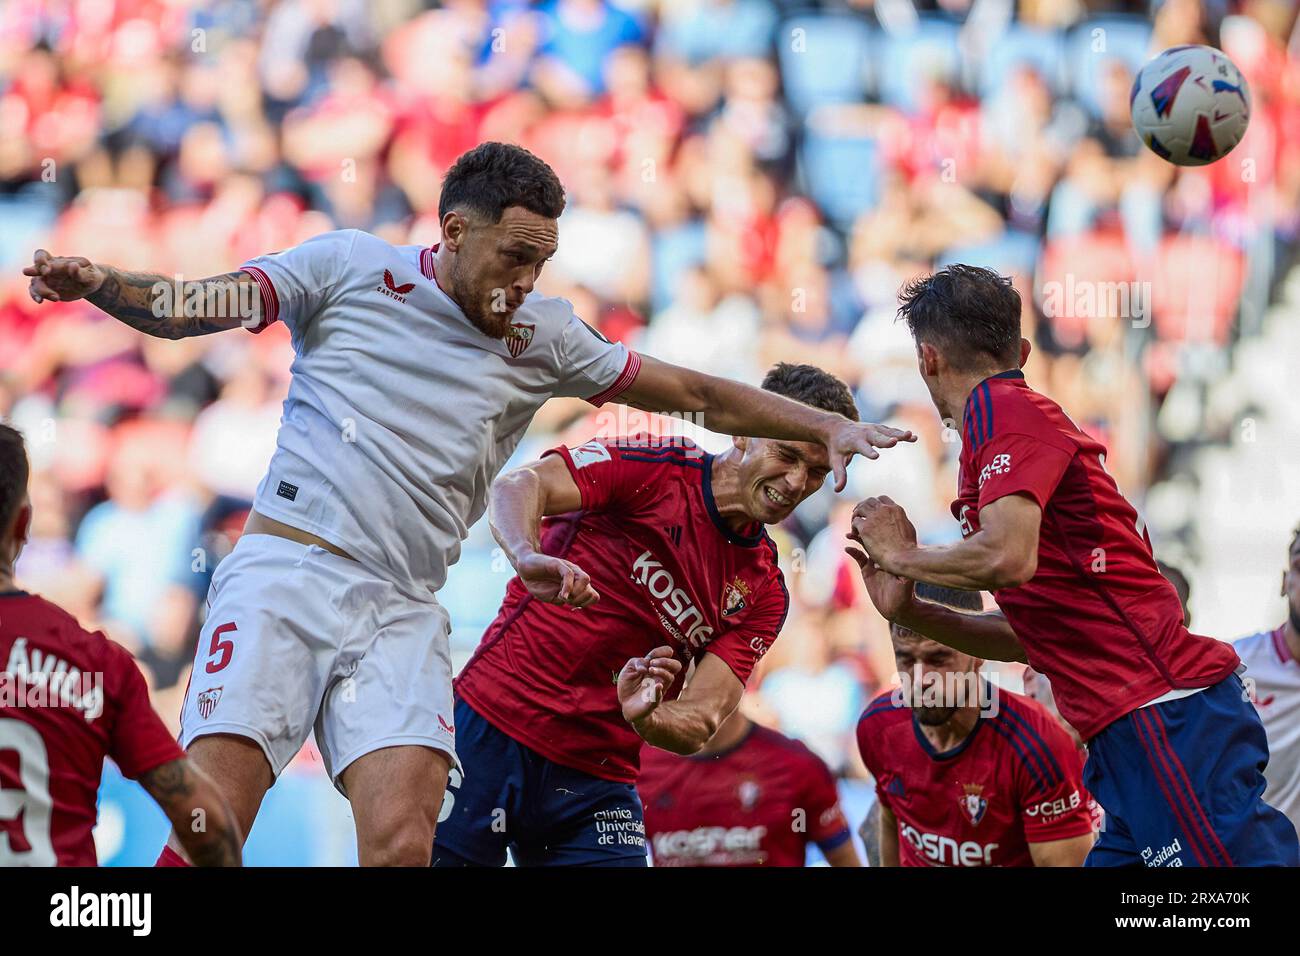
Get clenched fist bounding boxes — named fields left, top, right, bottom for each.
left=617, top=647, right=683, bottom=723
left=515, top=551, right=599, bottom=608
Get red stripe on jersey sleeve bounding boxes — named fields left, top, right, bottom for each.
left=240, top=265, right=280, bottom=333
left=587, top=350, right=641, bottom=408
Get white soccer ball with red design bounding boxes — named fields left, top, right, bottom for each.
left=1129, top=45, right=1251, bottom=166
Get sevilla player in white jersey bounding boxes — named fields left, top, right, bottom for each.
left=24, top=142, right=914, bottom=865
left=1235, top=525, right=1300, bottom=831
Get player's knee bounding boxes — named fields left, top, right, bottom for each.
left=361, top=815, right=437, bottom=866
left=356, top=788, right=440, bottom=866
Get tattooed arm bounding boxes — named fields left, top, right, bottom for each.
left=24, top=249, right=259, bottom=338
left=139, top=758, right=243, bottom=866
left=859, top=801, right=883, bottom=868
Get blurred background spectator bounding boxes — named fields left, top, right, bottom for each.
left=3, top=0, right=1299, bottom=863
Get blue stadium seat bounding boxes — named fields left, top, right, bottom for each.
left=777, top=12, right=874, bottom=114
left=937, top=230, right=1042, bottom=278
left=978, top=24, right=1068, bottom=98
left=441, top=545, right=510, bottom=648
left=799, top=122, right=882, bottom=230
left=656, top=0, right=779, bottom=65
left=0, top=188, right=59, bottom=269
left=651, top=220, right=709, bottom=313
left=1066, top=15, right=1153, bottom=116
left=876, top=15, right=962, bottom=114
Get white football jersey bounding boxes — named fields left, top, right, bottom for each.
left=1236, top=625, right=1300, bottom=830
left=240, top=230, right=638, bottom=600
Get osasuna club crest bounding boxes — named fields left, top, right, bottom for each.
left=959, top=782, right=988, bottom=826
left=721, top=577, right=751, bottom=617
left=197, top=687, right=223, bottom=720
left=738, top=778, right=761, bottom=811
left=505, top=322, right=534, bottom=358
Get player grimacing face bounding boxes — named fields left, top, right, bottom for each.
left=733, top=437, right=831, bottom=524
left=441, top=206, right=558, bottom=339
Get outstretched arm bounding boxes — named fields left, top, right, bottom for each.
left=24, top=249, right=258, bottom=339
left=844, top=496, right=1030, bottom=663
left=489, top=453, right=598, bottom=608
left=852, top=494, right=1042, bottom=591
left=896, top=594, right=1028, bottom=664
left=846, top=545, right=1028, bottom=662
left=139, top=757, right=242, bottom=866
left=616, top=355, right=915, bottom=492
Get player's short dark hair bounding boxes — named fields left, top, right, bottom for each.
left=915, top=581, right=984, bottom=613
left=1156, top=560, right=1191, bottom=608
left=897, top=265, right=1022, bottom=372
left=1290, top=523, right=1300, bottom=556
left=760, top=363, right=859, bottom=421
left=0, top=424, right=30, bottom=529
left=438, top=142, right=566, bottom=224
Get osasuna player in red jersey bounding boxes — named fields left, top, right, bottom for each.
left=857, top=582, right=1094, bottom=867
left=432, top=363, right=854, bottom=866
left=848, top=265, right=1299, bottom=867
left=0, top=425, right=240, bottom=866
left=1022, top=560, right=1192, bottom=752
left=639, top=706, right=858, bottom=866
left=29, top=143, right=911, bottom=867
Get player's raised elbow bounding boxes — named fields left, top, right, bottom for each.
left=491, top=462, right=539, bottom=497
left=488, top=463, right=543, bottom=520
left=986, top=547, right=1037, bottom=589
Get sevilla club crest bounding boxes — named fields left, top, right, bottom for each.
left=505, top=322, right=534, bottom=358
left=958, top=782, right=988, bottom=826
left=197, top=687, right=223, bottom=720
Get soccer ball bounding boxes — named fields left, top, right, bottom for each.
left=1129, top=45, right=1251, bottom=167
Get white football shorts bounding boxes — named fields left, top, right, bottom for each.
left=179, top=533, right=459, bottom=793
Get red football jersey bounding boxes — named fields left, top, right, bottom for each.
left=858, top=686, right=1095, bottom=867
left=0, top=591, right=183, bottom=865
left=952, top=370, right=1239, bottom=740
left=456, top=437, right=789, bottom=783
left=638, top=722, right=851, bottom=866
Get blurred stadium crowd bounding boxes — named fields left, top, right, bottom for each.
left=2, top=0, right=1300, bottom=828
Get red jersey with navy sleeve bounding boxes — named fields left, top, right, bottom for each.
left=857, top=685, right=1095, bottom=867
left=455, top=436, right=789, bottom=784
left=952, top=370, right=1239, bottom=740
left=638, top=722, right=851, bottom=866
left=0, top=591, right=184, bottom=866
